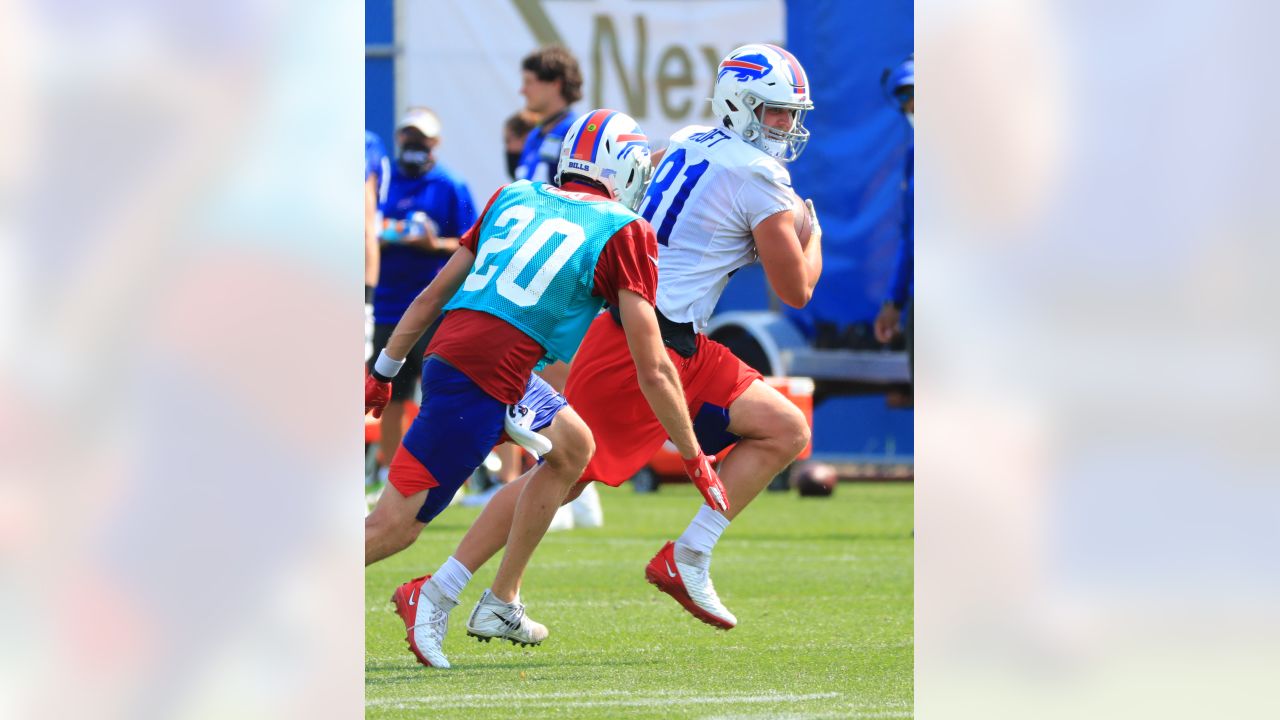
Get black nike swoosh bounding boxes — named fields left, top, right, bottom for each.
left=491, top=611, right=520, bottom=631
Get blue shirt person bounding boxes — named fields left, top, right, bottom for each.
left=875, top=56, right=915, bottom=354
left=367, top=107, right=478, bottom=492
left=513, top=46, right=585, bottom=183
left=514, top=109, right=578, bottom=183
left=373, top=109, right=477, bottom=326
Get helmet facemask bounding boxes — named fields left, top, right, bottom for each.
left=737, top=92, right=811, bottom=162
left=598, top=135, right=653, bottom=210
left=612, top=159, right=653, bottom=211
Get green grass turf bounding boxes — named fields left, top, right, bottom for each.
left=366, top=482, right=913, bottom=719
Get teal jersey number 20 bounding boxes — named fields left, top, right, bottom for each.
left=445, top=180, right=638, bottom=365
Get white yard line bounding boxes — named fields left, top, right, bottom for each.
left=369, top=689, right=906, bottom=715
left=696, top=707, right=916, bottom=712
left=370, top=689, right=836, bottom=704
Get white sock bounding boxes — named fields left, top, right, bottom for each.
left=676, top=505, right=730, bottom=556
left=432, top=556, right=472, bottom=603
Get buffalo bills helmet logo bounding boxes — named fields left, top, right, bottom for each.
left=718, top=53, right=773, bottom=82
left=614, top=133, right=648, bottom=160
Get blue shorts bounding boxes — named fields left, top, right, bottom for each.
left=506, top=369, right=566, bottom=437
left=388, top=357, right=567, bottom=523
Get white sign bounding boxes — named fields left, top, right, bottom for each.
left=398, top=0, right=783, bottom=201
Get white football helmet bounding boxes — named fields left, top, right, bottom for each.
left=555, top=109, right=653, bottom=210
left=710, top=44, right=814, bottom=162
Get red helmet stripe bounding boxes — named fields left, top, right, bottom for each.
left=721, top=59, right=767, bottom=73
left=571, top=109, right=614, bottom=161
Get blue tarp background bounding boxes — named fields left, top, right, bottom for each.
left=717, top=0, right=913, bottom=333
left=797, top=0, right=915, bottom=460
left=713, top=1, right=915, bottom=461
left=365, top=0, right=395, bottom=151
left=787, top=0, right=914, bottom=332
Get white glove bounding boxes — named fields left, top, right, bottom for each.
left=805, top=198, right=822, bottom=240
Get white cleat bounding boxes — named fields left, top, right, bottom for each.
left=465, top=589, right=549, bottom=646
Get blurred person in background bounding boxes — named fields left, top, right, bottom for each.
left=365, top=130, right=391, bottom=360
left=503, top=109, right=538, bottom=180
left=513, top=46, right=581, bottom=184
left=368, top=107, right=476, bottom=498
left=365, top=110, right=727, bottom=667
left=874, top=55, right=914, bottom=375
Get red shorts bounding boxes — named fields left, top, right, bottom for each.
left=564, top=313, right=762, bottom=486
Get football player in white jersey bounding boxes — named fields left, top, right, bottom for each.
left=556, top=43, right=823, bottom=629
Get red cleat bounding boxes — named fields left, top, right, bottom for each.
left=390, top=574, right=453, bottom=668
left=644, top=541, right=736, bottom=630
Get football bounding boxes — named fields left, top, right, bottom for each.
left=792, top=191, right=813, bottom=249
left=792, top=460, right=838, bottom=497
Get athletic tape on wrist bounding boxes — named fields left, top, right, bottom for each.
left=372, top=349, right=405, bottom=381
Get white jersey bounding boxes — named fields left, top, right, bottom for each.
left=636, top=125, right=794, bottom=333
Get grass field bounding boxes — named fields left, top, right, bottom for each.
left=366, top=481, right=914, bottom=719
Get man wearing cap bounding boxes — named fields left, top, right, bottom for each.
left=369, top=107, right=477, bottom=491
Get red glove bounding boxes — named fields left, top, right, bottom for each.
left=682, top=453, right=729, bottom=513
left=365, top=373, right=392, bottom=418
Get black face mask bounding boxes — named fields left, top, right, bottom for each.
left=398, top=142, right=434, bottom=178
left=505, top=150, right=522, bottom=179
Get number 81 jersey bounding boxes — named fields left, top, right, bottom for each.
left=638, top=125, right=795, bottom=333
left=445, top=180, right=639, bottom=365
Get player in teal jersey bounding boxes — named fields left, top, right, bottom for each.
left=365, top=109, right=729, bottom=668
